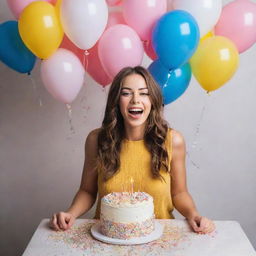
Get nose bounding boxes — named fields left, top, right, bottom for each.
left=131, top=93, right=140, bottom=104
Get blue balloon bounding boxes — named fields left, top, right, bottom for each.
left=152, top=10, right=199, bottom=70
left=0, top=21, right=36, bottom=74
left=148, top=59, right=192, bottom=105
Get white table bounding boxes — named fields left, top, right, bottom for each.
left=22, top=219, right=256, bottom=256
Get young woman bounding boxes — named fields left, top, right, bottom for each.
left=50, top=66, right=215, bottom=234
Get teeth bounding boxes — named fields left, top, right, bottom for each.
left=129, top=108, right=143, bottom=111
left=128, top=109, right=143, bottom=115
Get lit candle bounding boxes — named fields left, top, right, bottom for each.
left=130, top=177, right=134, bottom=194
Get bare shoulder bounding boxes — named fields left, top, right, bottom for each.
left=171, top=129, right=186, bottom=151
left=85, top=128, right=101, bottom=152
left=87, top=128, right=101, bottom=142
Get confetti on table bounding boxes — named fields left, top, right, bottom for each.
left=49, top=220, right=214, bottom=256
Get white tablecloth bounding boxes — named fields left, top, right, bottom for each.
left=22, top=219, right=256, bottom=256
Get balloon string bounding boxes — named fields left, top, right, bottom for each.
left=66, top=104, right=75, bottom=135
left=187, top=92, right=211, bottom=169
left=83, top=50, right=89, bottom=71
left=28, top=72, right=43, bottom=107
left=82, top=50, right=89, bottom=87
left=101, top=86, right=108, bottom=119
left=186, top=150, right=200, bottom=169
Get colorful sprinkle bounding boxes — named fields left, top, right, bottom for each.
left=49, top=220, right=194, bottom=256
left=102, top=192, right=151, bottom=207
left=100, top=216, right=154, bottom=239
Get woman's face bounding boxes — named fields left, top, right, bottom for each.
left=119, top=74, right=152, bottom=130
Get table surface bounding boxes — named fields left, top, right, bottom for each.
left=22, top=219, right=256, bottom=256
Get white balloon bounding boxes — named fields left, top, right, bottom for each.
left=61, top=0, right=108, bottom=50
left=172, top=0, right=222, bottom=37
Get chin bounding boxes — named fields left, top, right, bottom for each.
left=125, top=119, right=148, bottom=129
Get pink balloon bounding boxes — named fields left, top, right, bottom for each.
left=106, top=0, right=122, bottom=7
left=59, top=11, right=127, bottom=86
left=41, top=48, right=85, bottom=104
left=144, top=40, right=157, bottom=61
left=60, top=36, right=82, bottom=59
left=215, top=0, right=256, bottom=53
left=123, top=0, right=167, bottom=41
left=84, top=11, right=126, bottom=86
left=7, top=0, right=55, bottom=19
left=60, top=36, right=111, bottom=86
left=98, top=24, right=144, bottom=79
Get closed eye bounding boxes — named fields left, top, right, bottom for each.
left=121, top=92, right=132, bottom=96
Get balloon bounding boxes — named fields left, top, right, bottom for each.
left=144, top=40, right=157, bottom=61
left=123, top=0, right=167, bottom=41
left=106, top=0, right=122, bottom=7
left=84, top=11, right=126, bottom=86
left=18, top=1, right=63, bottom=59
left=215, top=0, right=256, bottom=53
left=152, top=10, right=200, bottom=70
left=61, top=0, right=108, bottom=50
left=60, top=10, right=127, bottom=86
left=60, top=36, right=111, bottom=86
left=98, top=24, right=144, bottom=79
left=0, top=21, right=36, bottom=73
left=172, top=0, right=222, bottom=37
left=41, top=48, right=85, bottom=104
left=148, top=60, right=191, bottom=104
left=7, top=0, right=55, bottom=19
left=55, top=0, right=62, bottom=20
left=190, top=36, right=239, bottom=92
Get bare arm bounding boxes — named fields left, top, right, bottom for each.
left=50, top=128, right=100, bottom=231
left=171, top=130, right=215, bottom=234
left=66, top=129, right=99, bottom=218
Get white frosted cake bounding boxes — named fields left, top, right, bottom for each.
left=100, top=192, right=155, bottom=239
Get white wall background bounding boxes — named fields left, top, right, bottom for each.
left=1, top=0, right=255, bottom=255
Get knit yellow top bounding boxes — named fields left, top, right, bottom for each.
left=94, top=128, right=174, bottom=219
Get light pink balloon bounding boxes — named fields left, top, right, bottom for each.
left=123, top=0, right=167, bottom=41
left=144, top=40, right=157, bottom=61
left=106, top=0, right=122, bottom=7
left=7, top=0, right=55, bottom=19
left=215, top=0, right=256, bottom=53
left=98, top=24, right=144, bottom=79
left=41, top=48, right=85, bottom=104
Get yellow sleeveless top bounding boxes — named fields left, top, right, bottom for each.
left=95, top=129, right=174, bottom=219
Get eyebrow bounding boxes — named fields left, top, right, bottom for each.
left=121, top=87, right=148, bottom=90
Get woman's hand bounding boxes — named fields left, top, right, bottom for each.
left=49, top=212, right=76, bottom=231
left=187, top=215, right=215, bottom=234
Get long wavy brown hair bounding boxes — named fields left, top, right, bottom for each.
left=96, top=66, right=170, bottom=181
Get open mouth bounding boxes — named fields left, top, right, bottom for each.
left=128, top=108, right=144, bottom=118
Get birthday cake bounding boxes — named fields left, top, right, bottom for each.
left=100, top=192, right=155, bottom=240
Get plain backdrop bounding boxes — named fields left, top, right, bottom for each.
left=1, top=0, right=256, bottom=255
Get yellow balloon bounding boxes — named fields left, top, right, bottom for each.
left=190, top=36, right=239, bottom=92
left=200, top=31, right=214, bottom=43
left=18, top=1, right=63, bottom=59
left=55, top=0, right=62, bottom=20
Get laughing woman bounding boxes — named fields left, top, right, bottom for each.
left=49, top=66, right=215, bottom=234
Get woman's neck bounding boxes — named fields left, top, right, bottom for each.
left=124, top=125, right=145, bottom=141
